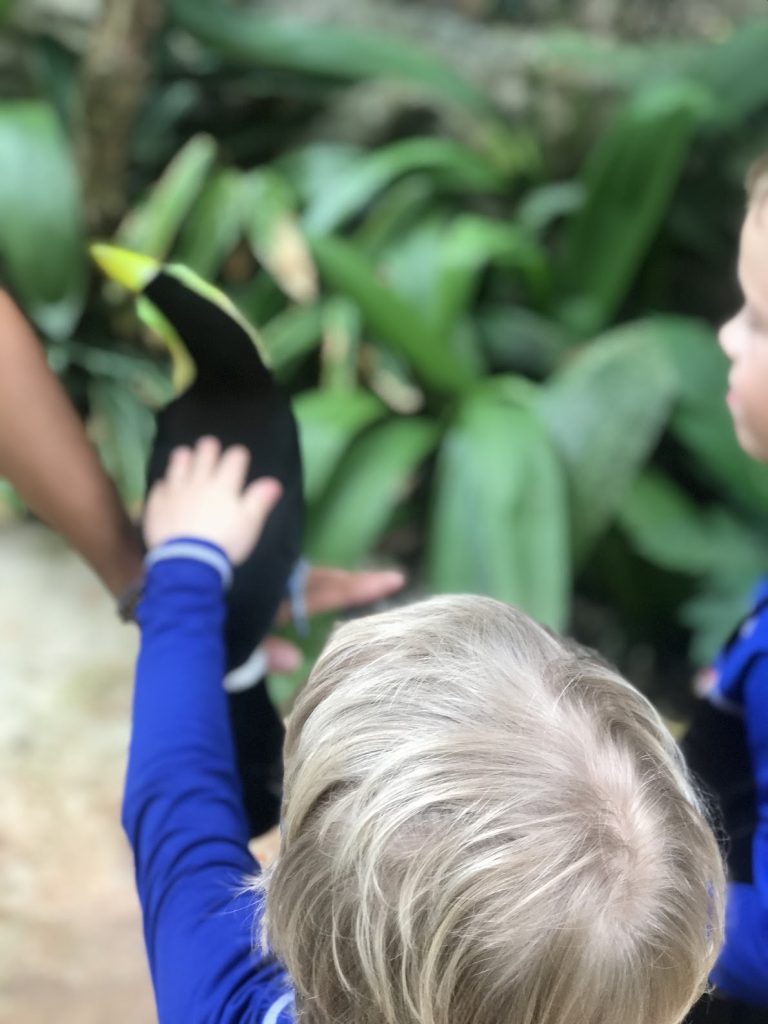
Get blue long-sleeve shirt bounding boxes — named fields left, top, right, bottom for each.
left=706, top=580, right=768, bottom=1005
left=121, top=543, right=294, bottom=1023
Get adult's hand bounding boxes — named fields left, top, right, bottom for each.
left=262, top=565, right=407, bottom=673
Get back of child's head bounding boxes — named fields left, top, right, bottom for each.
left=263, top=595, right=724, bottom=1024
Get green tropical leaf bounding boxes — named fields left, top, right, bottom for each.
left=262, top=303, right=325, bottom=373
left=303, top=138, right=510, bottom=235
left=32, top=36, right=80, bottom=129
left=650, top=491, right=768, bottom=662
left=319, top=297, right=361, bottom=392
left=431, top=215, right=548, bottom=336
left=619, top=471, right=767, bottom=577
left=277, top=143, right=365, bottom=206
left=554, top=81, right=713, bottom=337
left=243, top=169, right=317, bottom=304
left=0, top=100, right=86, bottom=339
left=173, top=168, right=243, bottom=278
left=169, top=0, right=496, bottom=117
left=376, top=215, right=448, bottom=313
left=689, top=20, right=768, bottom=129
left=477, top=306, right=570, bottom=376
left=538, top=319, right=678, bottom=560
left=306, top=417, right=439, bottom=565
left=48, top=339, right=172, bottom=408
left=683, top=575, right=766, bottom=667
left=355, top=175, right=436, bottom=257
left=516, top=181, right=586, bottom=235
left=311, top=234, right=473, bottom=395
left=118, top=134, right=217, bottom=259
left=87, top=378, right=155, bottom=508
left=293, top=388, right=386, bottom=504
left=429, top=382, right=570, bottom=628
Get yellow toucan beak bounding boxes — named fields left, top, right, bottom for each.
left=89, top=244, right=160, bottom=293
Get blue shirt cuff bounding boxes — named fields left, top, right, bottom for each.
left=144, top=538, right=233, bottom=589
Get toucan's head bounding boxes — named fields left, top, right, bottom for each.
left=90, top=243, right=272, bottom=395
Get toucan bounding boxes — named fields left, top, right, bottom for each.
left=91, top=244, right=303, bottom=837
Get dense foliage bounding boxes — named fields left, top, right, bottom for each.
left=3, top=1, right=768, bottom=708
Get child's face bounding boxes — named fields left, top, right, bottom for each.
left=719, top=202, right=768, bottom=461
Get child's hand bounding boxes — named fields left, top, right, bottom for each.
left=144, top=437, right=282, bottom=566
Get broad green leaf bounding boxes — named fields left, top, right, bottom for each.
left=277, top=144, right=365, bottom=207
left=87, top=379, right=155, bottom=509
left=516, top=181, right=586, bottom=235
left=431, top=215, right=548, bottom=336
left=132, top=82, right=203, bottom=167
left=118, top=134, right=217, bottom=259
left=311, top=234, right=472, bottom=396
left=429, top=384, right=570, bottom=629
left=0, top=100, right=86, bottom=338
left=173, top=168, right=243, bottom=278
left=683, top=566, right=768, bottom=667
left=555, top=81, right=713, bottom=337
left=262, top=303, right=325, bottom=372
left=319, top=297, right=361, bottom=392
left=32, top=36, right=80, bottom=129
left=306, top=417, right=439, bottom=565
left=378, top=215, right=448, bottom=313
left=293, top=388, right=386, bottom=504
left=689, top=20, right=768, bottom=129
left=538, top=319, right=678, bottom=561
left=303, top=138, right=509, bottom=235
left=48, top=339, right=172, bottom=409
left=169, top=0, right=496, bottom=117
left=662, top=319, right=768, bottom=518
left=477, top=306, right=570, bottom=376
left=363, top=346, right=426, bottom=415
left=619, top=471, right=766, bottom=576
left=385, top=20, right=768, bottom=142
left=523, top=29, right=696, bottom=89
left=243, top=168, right=317, bottom=304
left=355, top=175, right=435, bottom=258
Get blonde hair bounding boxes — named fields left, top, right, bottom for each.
left=261, top=595, right=724, bottom=1024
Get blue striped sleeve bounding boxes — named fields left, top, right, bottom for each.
left=122, top=541, right=293, bottom=1022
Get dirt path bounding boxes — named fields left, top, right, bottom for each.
left=0, top=521, right=154, bottom=1023
left=0, top=521, right=282, bottom=1023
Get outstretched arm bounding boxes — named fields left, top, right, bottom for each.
left=124, top=438, right=293, bottom=1022
left=0, top=290, right=142, bottom=596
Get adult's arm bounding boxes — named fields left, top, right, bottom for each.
left=122, top=543, right=292, bottom=1023
left=0, top=289, right=142, bottom=596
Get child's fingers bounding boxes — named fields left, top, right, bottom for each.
left=190, top=436, right=221, bottom=480
left=166, top=445, right=192, bottom=486
left=243, top=477, right=282, bottom=532
left=216, top=444, right=251, bottom=493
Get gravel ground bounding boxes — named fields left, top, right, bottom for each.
left=0, top=521, right=278, bottom=1024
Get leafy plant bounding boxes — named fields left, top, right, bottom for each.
left=3, top=6, right=768, bottom=695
